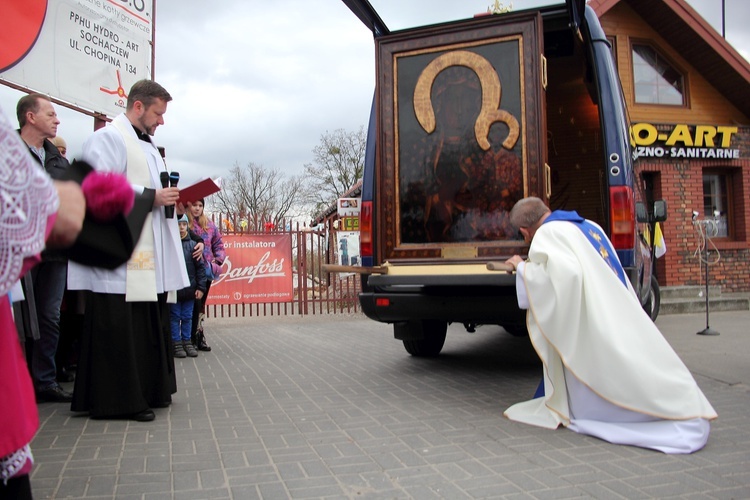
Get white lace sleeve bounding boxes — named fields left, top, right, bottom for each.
left=515, top=261, right=529, bottom=309
left=0, top=105, right=59, bottom=296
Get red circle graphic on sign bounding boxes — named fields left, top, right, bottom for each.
left=0, top=0, right=47, bottom=72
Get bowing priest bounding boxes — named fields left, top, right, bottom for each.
left=68, top=80, right=189, bottom=422
left=503, top=197, right=717, bottom=453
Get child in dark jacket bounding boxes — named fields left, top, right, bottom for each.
left=170, top=214, right=207, bottom=358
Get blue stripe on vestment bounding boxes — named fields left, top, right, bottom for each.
left=543, top=210, right=628, bottom=287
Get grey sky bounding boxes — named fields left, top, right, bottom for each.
left=1, top=0, right=747, bottom=188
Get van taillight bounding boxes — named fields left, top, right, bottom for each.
left=610, top=186, right=634, bottom=249
left=360, top=201, right=373, bottom=258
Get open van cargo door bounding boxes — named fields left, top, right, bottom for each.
left=566, top=0, right=586, bottom=37
left=340, top=0, right=389, bottom=36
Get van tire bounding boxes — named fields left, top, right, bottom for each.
left=402, top=320, right=447, bottom=357
left=644, top=275, right=661, bottom=321
left=503, top=324, right=528, bottom=337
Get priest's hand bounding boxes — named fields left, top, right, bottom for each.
left=505, top=255, right=524, bottom=274
left=154, top=187, right=180, bottom=207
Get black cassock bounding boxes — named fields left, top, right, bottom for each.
left=71, top=292, right=176, bottom=417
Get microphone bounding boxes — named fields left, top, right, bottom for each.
left=160, top=171, right=174, bottom=218
left=169, top=171, right=179, bottom=219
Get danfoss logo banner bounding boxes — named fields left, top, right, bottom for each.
left=631, top=123, right=741, bottom=160
left=207, top=234, right=293, bottom=305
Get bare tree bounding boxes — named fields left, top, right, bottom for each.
left=211, top=162, right=305, bottom=231
left=303, top=126, right=366, bottom=215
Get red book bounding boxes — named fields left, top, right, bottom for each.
left=178, top=177, right=221, bottom=204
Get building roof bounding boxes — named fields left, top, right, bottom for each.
left=589, top=0, right=750, bottom=121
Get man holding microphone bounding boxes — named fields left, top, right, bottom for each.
left=68, top=80, right=189, bottom=422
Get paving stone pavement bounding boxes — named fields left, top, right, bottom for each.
left=30, top=310, right=750, bottom=499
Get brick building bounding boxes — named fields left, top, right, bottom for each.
left=591, top=0, right=749, bottom=292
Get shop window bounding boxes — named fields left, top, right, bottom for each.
left=703, top=169, right=733, bottom=238
left=632, top=43, right=685, bottom=105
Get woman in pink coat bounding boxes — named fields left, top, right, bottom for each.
left=187, top=198, right=226, bottom=351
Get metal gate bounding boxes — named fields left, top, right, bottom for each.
left=204, top=217, right=361, bottom=318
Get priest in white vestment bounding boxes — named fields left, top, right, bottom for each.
left=503, top=197, right=717, bottom=453
left=68, top=80, right=189, bottom=422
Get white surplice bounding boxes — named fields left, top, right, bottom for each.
left=67, top=114, right=188, bottom=297
left=505, top=216, right=717, bottom=453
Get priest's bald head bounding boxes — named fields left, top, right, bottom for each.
left=509, top=197, right=551, bottom=243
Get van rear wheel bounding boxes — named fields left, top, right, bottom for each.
left=644, top=275, right=661, bottom=321
left=402, top=320, right=447, bottom=357
left=502, top=323, right=528, bottom=337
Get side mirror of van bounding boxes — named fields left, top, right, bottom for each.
left=636, top=200, right=667, bottom=223
left=636, top=202, right=649, bottom=223
left=653, top=200, right=667, bottom=222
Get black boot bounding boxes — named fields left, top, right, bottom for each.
left=195, top=330, right=211, bottom=352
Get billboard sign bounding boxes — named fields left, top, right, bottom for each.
left=207, top=234, right=293, bottom=305
left=337, top=197, right=360, bottom=217
left=0, top=0, right=153, bottom=117
left=631, top=123, right=741, bottom=160
left=337, top=231, right=360, bottom=267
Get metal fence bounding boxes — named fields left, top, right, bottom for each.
left=204, top=217, right=361, bottom=318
